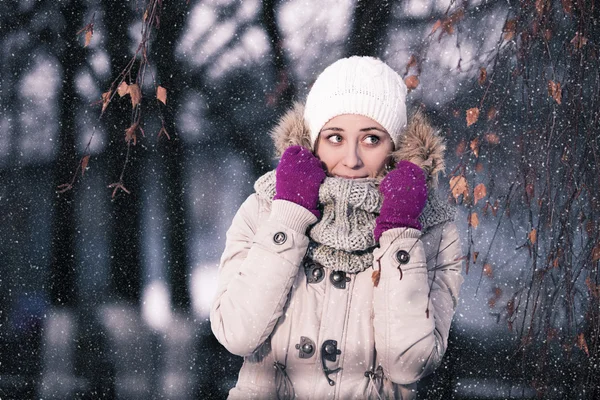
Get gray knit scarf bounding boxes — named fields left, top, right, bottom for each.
left=254, top=170, right=456, bottom=274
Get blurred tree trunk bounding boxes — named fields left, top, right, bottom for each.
left=50, top=0, right=87, bottom=308
left=151, top=0, right=191, bottom=311
left=345, top=0, right=394, bottom=58
left=101, top=0, right=142, bottom=303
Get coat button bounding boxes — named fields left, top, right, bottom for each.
left=330, top=271, right=351, bottom=289
left=295, top=336, right=316, bottom=358
left=305, top=262, right=325, bottom=284
left=396, top=250, right=410, bottom=264
left=273, top=232, right=287, bottom=245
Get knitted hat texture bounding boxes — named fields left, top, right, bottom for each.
left=304, top=56, right=408, bottom=149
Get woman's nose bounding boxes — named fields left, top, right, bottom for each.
left=342, top=145, right=363, bottom=168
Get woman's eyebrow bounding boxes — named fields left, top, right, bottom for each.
left=359, top=127, right=387, bottom=133
left=321, top=127, right=344, bottom=132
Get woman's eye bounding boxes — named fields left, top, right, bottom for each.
left=364, top=135, right=380, bottom=145
left=327, top=134, right=342, bottom=144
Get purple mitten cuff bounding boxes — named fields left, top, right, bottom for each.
left=374, top=161, right=428, bottom=242
left=273, top=146, right=326, bottom=219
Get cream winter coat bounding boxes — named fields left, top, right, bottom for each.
left=210, top=105, right=464, bottom=399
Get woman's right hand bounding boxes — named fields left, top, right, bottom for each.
left=273, top=145, right=326, bottom=218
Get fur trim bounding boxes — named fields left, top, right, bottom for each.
left=270, top=102, right=312, bottom=157
left=392, top=110, right=446, bottom=188
left=269, top=104, right=446, bottom=188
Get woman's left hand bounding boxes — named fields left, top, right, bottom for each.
left=374, top=161, right=428, bottom=242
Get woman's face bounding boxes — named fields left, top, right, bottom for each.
left=315, top=114, right=394, bottom=179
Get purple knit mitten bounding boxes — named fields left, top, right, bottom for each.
left=374, top=161, right=428, bottom=242
left=273, top=145, right=326, bottom=218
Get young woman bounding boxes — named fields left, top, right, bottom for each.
left=210, top=56, right=464, bottom=399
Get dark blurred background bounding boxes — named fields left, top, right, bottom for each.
left=1, top=0, right=598, bottom=398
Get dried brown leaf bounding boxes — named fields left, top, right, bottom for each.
left=84, top=30, right=93, bottom=47
left=81, top=155, right=90, bottom=177
left=157, top=86, right=167, bottom=105
left=450, top=175, right=469, bottom=200
left=577, top=333, right=589, bottom=356
left=406, top=55, right=417, bottom=69
left=372, top=270, right=381, bottom=287
left=101, top=91, right=111, bottom=114
left=469, top=212, right=479, bottom=228
left=562, top=0, right=572, bottom=14
left=404, top=75, right=419, bottom=91
left=478, top=67, right=487, bottom=85
left=128, top=83, right=142, bottom=107
left=529, top=229, right=537, bottom=244
left=431, top=19, right=442, bottom=34
left=117, top=82, right=129, bottom=97
left=491, top=199, right=499, bottom=217
left=475, top=162, right=485, bottom=173
left=466, top=107, right=480, bottom=127
left=455, top=140, right=466, bottom=156
left=571, top=32, right=588, bottom=50
left=485, top=132, right=500, bottom=144
left=484, top=263, right=493, bottom=277
left=548, top=80, right=562, bottom=104
left=125, top=122, right=139, bottom=145
left=473, top=251, right=479, bottom=263
left=503, top=19, right=516, bottom=41
left=487, top=107, right=498, bottom=120
left=592, top=243, right=600, bottom=262
left=474, top=183, right=487, bottom=205
left=470, top=138, right=480, bottom=157
left=535, top=0, right=547, bottom=16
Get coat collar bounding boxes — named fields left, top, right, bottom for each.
left=269, top=102, right=447, bottom=190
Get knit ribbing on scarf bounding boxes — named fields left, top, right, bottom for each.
left=254, top=170, right=456, bottom=274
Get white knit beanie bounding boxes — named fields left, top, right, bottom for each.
left=304, top=56, right=407, bottom=149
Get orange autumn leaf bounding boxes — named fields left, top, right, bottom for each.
left=84, top=30, right=93, bottom=47
left=592, top=243, right=600, bottom=262
left=474, top=183, right=487, bottom=205
left=125, top=122, right=139, bottom=145
left=450, top=175, right=469, bottom=200
left=548, top=80, right=562, bottom=104
left=577, top=333, right=589, bottom=356
left=81, top=155, right=90, bottom=177
left=529, top=229, right=537, bottom=244
left=117, top=82, right=129, bottom=97
left=478, top=67, right=487, bottom=85
left=404, top=75, right=419, bottom=91
left=466, top=107, right=479, bottom=127
left=571, top=32, right=588, bottom=50
left=101, top=91, right=111, bottom=114
left=431, top=19, right=442, bottom=34
left=406, top=55, right=417, bottom=69
left=157, top=86, right=167, bottom=105
left=484, top=263, right=493, bottom=277
left=455, top=140, right=466, bottom=156
left=469, top=212, right=480, bottom=228
left=470, top=138, right=480, bottom=157
left=372, top=270, right=381, bottom=287
left=503, top=19, right=516, bottom=41
left=485, top=132, right=500, bottom=144
left=128, top=83, right=142, bottom=108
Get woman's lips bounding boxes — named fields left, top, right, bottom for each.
left=335, top=174, right=369, bottom=179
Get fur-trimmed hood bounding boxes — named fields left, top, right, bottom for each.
left=270, top=103, right=447, bottom=189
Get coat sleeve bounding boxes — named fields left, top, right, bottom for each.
left=210, top=194, right=316, bottom=357
left=372, top=221, right=464, bottom=384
